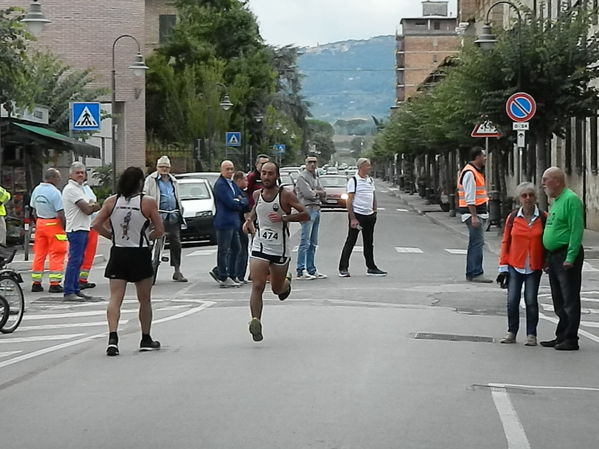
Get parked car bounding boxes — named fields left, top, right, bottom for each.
left=344, top=169, right=357, bottom=179
left=319, top=175, right=348, bottom=209
left=279, top=173, right=295, bottom=192
left=175, top=172, right=220, bottom=188
left=326, top=166, right=339, bottom=175
left=280, top=166, right=301, bottom=176
left=177, top=178, right=216, bottom=244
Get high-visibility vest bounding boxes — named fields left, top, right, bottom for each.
left=457, top=163, right=488, bottom=209
left=0, top=186, right=10, bottom=216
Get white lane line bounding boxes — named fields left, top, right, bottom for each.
left=540, top=312, right=599, bottom=343
left=583, top=262, right=599, bottom=272
left=155, top=305, right=188, bottom=312
left=394, top=247, right=423, bottom=254
left=24, top=309, right=138, bottom=321
left=19, top=321, right=127, bottom=331
left=0, top=334, right=86, bottom=344
left=397, top=208, right=409, bottom=212
left=0, top=302, right=215, bottom=370
left=0, top=351, right=22, bottom=358
left=490, top=382, right=599, bottom=392
left=581, top=297, right=599, bottom=303
left=187, top=249, right=217, bottom=256
left=541, top=304, right=598, bottom=314
left=378, top=207, right=386, bottom=211
left=490, top=385, right=531, bottom=449
left=445, top=249, right=467, bottom=255
left=580, top=321, right=599, bottom=328
left=388, top=187, right=399, bottom=191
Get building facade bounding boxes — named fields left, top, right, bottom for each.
left=395, top=1, right=459, bottom=105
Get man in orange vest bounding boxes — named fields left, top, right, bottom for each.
left=457, top=147, right=492, bottom=283
left=30, top=168, right=68, bottom=293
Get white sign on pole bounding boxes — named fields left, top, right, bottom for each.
left=517, top=130, right=526, bottom=148
left=513, top=122, right=529, bottom=131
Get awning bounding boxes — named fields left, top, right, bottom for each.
left=9, top=122, right=100, bottom=158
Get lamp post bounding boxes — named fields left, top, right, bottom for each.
left=205, top=83, right=233, bottom=169
left=475, top=1, right=523, bottom=88
left=22, top=0, right=51, bottom=36
left=111, top=34, right=148, bottom=193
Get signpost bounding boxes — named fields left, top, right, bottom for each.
left=471, top=121, right=501, bottom=138
left=506, top=92, right=536, bottom=149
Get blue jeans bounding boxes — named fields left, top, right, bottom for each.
left=506, top=267, right=541, bottom=336
left=216, top=228, right=240, bottom=281
left=464, top=216, right=487, bottom=279
left=296, top=208, right=321, bottom=275
left=64, top=231, right=89, bottom=295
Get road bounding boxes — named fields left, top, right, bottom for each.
left=2, top=187, right=599, bottom=449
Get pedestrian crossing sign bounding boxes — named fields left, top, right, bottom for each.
left=71, top=102, right=101, bottom=132
left=226, top=131, right=241, bottom=147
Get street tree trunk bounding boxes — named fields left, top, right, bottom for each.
left=536, top=130, right=548, bottom=211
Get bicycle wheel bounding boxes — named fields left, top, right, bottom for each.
left=0, top=295, right=9, bottom=330
left=0, top=275, right=25, bottom=333
left=151, top=237, right=163, bottom=285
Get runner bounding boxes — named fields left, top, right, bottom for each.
left=243, top=162, right=308, bottom=342
left=93, top=167, right=164, bottom=356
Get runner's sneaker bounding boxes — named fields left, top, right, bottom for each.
left=338, top=271, right=351, bottom=277
left=296, top=271, right=315, bottom=280
left=249, top=317, right=263, bottom=342
left=310, top=271, right=328, bottom=279
left=278, top=272, right=292, bottom=301
left=106, top=343, right=119, bottom=357
left=140, top=339, right=161, bottom=351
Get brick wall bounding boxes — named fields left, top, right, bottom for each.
left=0, top=0, right=148, bottom=174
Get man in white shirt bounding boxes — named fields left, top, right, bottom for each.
left=338, top=158, right=387, bottom=277
left=62, top=162, right=101, bottom=301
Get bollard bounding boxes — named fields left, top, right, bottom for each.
left=488, top=190, right=501, bottom=229
left=448, top=193, right=456, bottom=217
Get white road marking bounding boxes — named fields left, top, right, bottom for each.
left=187, top=249, right=217, bottom=256
left=0, top=334, right=86, bottom=344
left=489, top=382, right=599, bottom=392
left=489, top=385, right=531, bottom=449
left=540, top=312, right=599, bottom=343
left=541, top=304, right=598, bottom=314
left=445, top=249, right=467, bottom=255
left=581, top=297, right=599, bottom=303
left=580, top=321, right=599, bottom=328
left=19, top=321, right=127, bottom=331
left=388, top=187, right=399, bottom=191
left=155, top=305, right=189, bottom=312
left=0, top=351, right=22, bottom=358
left=394, top=247, right=423, bottom=254
left=24, top=309, right=139, bottom=320
left=377, top=207, right=386, bottom=211
left=396, top=208, right=409, bottom=212
left=583, top=261, right=599, bottom=272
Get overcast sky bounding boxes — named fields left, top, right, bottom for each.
left=248, top=0, right=458, bottom=47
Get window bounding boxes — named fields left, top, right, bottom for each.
left=432, top=54, right=438, bottom=63
left=591, top=114, right=598, bottom=174
left=159, top=15, right=177, bottom=45
left=433, top=21, right=441, bottom=30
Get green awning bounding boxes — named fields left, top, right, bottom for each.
left=12, top=122, right=101, bottom=158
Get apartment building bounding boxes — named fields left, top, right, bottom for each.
left=395, top=1, right=459, bottom=105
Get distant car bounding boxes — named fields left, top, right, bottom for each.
left=280, top=166, right=301, bottom=176
left=345, top=169, right=357, bottom=178
left=175, top=172, right=220, bottom=188
left=319, top=175, right=348, bottom=209
left=279, top=173, right=295, bottom=192
left=177, top=178, right=216, bottom=244
left=326, top=167, right=339, bottom=175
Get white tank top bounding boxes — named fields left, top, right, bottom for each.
left=251, top=189, right=289, bottom=257
left=109, top=195, right=150, bottom=248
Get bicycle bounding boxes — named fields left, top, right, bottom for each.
left=150, top=208, right=179, bottom=285
left=0, top=246, right=25, bottom=334
left=0, top=295, right=9, bottom=330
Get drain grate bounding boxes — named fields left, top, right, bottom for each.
left=412, top=332, right=495, bottom=343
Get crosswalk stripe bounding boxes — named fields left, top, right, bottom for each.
left=394, top=247, right=423, bottom=254
left=445, top=249, right=467, bottom=255
left=0, top=334, right=86, bottom=344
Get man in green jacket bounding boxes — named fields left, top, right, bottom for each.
left=541, top=167, right=584, bottom=351
left=0, top=185, right=11, bottom=246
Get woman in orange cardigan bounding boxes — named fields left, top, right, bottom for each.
left=498, top=182, right=546, bottom=346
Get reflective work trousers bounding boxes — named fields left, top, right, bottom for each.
left=32, top=218, right=67, bottom=286
left=79, top=228, right=99, bottom=283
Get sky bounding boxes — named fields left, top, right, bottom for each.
left=248, top=0, right=458, bottom=48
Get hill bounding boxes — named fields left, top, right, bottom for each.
left=299, top=35, right=396, bottom=122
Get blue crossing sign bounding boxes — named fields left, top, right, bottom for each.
left=274, top=144, right=286, bottom=154
left=226, top=132, right=241, bottom=147
left=71, top=102, right=101, bottom=131
left=506, top=92, right=536, bottom=122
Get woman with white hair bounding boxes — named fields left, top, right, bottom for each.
left=497, top=182, right=547, bottom=346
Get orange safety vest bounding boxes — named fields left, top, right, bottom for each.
left=457, top=163, right=488, bottom=209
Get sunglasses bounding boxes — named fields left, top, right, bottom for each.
left=520, top=193, right=535, bottom=198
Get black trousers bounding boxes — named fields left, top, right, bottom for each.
left=164, top=219, right=182, bottom=269
left=547, top=246, right=584, bottom=343
left=338, top=212, right=377, bottom=271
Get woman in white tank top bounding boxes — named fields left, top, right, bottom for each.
left=92, top=167, right=164, bottom=356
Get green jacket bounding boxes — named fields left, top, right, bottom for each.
left=542, top=188, right=584, bottom=263
left=0, top=186, right=10, bottom=216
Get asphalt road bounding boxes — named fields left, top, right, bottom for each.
left=2, top=188, right=599, bottom=449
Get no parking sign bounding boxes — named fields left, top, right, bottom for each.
left=506, top=92, right=536, bottom=122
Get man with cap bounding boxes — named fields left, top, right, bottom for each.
left=295, top=155, right=327, bottom=279
left=144, top=156, right=187, bottom=282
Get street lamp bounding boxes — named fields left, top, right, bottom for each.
left=111, top=34, right=148, bottom=193
left=475, top=1, right=523, bottom=87
left=22, top=0, right=51, bottom=36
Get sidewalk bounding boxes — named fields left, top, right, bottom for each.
left=384, top=181, right=599, bottom=258
left=6, top=236, right=110, bottom=272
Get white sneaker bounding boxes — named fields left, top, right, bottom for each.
left=296, top=272, right=316, bottom=280
left=220, top=277, right=240, bottom=288
left=311, top=272, right=328, bottom=279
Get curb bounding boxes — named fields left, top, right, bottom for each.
left=7, top=254, right=107, bottom=273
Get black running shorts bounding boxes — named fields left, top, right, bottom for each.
left=251, top=250, right=290, bottom=266
left=105, top=247, right=153, bottom=282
